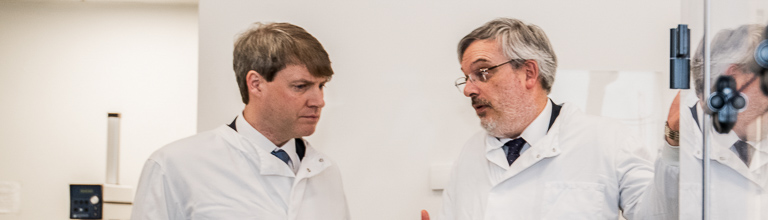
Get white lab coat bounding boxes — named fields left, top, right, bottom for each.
left=440, top=103, right=678, bottom=220
left=679, top=93, right=768, bottom=219
left=130, top=125, right=350, bottom=220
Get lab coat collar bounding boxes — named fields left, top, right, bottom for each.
left=485, top=136, right=511, bottom=169
left=235, top=112, right=296, bottom=154
left=284, top=142, right=335, bottom=219
left=486, top=100, right=555, bottom=169
left=293, top=144, right=333, bottom=180
left=489, top=102, right=567, bottom=183
left=685, top=92, right=768, bottom=188
left=513, top=103, right=567, bottom=165
left=711, top=129, right=768, bottom=176
left=235, top=113, right=302, bottom=173
left=689, top=114, right=767, bottom=187
left=502, top=125, right=562, bottom=180
left=494, top=100, right=553, bottom=147
left=527, top=99, right=553, bottom=142
left=756, top=139, right=768, bottom=167
left=215, top=123, right=332, bottom=179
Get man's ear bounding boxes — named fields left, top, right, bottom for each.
left=724, top=64, right=745, bottom=76
left=523, top=60, right=540, bottom=89
left=725, top=64, right=754, bottom=86
left=246, top=70, right=263, bottom=95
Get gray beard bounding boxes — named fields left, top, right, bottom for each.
left=481, top=117, right=501, bottom=137
left=480, top=99, right=538, bottom=138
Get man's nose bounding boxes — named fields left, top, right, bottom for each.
left=463, top=80, right=479, bottom=97
left=308, top=87, right=325, bottom=108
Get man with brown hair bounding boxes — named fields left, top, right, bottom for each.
left=131, top=22, right=349, bottom=219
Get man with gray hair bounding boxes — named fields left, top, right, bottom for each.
left=678, top=24, right=768, bottom=219
left=131, top=22, right=349, bottom=219
left=422, top=18, right=678, bottom=220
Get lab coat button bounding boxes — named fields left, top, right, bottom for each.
left=719, top=157, right=726, bottom=161
left=307, top=168, right=311, bottom=172
left=319, top=158, right=324, bottom=162
left=552, top=148, right=556, bottom=152
left=536, top=154, right=541, bottom=158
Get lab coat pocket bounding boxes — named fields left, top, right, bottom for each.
left=541, top=181, right=606, bottom=220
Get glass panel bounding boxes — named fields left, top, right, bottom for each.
left=680, top=0, right=768, bottom=219
left=548, top=70, right=678, bottom=220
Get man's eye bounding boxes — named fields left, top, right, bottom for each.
left=294, top=84, right=308, bottom=90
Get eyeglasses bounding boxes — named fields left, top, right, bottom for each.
left=454, top=59, right=525, bottom=93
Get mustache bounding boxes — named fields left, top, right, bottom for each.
left=471, top=97, right=492, bottom=108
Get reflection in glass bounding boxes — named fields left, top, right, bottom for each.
left=679, top=24, right=768, bottom=219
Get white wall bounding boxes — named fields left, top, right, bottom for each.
left=198, top=1, right=681, bottom=219
left=0, top=2, right=198, bottom=219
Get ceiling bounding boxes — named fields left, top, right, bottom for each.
left=1, top=0, right=198, bottom=5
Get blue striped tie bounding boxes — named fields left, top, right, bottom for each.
left=271, top=149, right=291, bottom=165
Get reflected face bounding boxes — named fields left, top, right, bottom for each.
left=460, top=39, right=536, bottom=137
left=261, top=65, right=328, bottom=138
left=732, top=71, right=768, bottom=138
left=702, top=68, right=768, bottom=140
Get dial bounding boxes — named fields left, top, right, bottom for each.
left=90, top=195, right=99, bottom=204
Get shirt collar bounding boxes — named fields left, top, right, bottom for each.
left=703, top=113, right=767, bottom=153
left=487, top=99, right=553, bottom=151
left=708, top=122, right=765, bottom=155
left=235, top=112, right=295, bottom=154
left=710, top=126, right=740, bottom=151
left=282, top=138, right=299, bottom=163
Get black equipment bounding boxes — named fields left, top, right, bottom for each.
left=707, top=76, right=747, bottom=133
left=670, top=24, right=691, bottom=89
left=754, top=24, right=768, bottom=95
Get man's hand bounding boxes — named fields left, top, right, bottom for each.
left=421, top=210, right=430, bottom=220
left=666, top=91, right=681, bottom=146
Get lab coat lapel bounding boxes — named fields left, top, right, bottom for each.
left=754, top=150, right=768, bottom=188
left=287, top=141, right=332, bottom=219
left=497, top=106, right=567, bottom=184
left=686, top=101, right=767, bottom=188
left=753, top=139, right=768, bottom=175
left=694, top=147, right=766, bottom=188
left=214, top=125, right=293, bottom=212
left=216, top=125, right=295, bottom=177
left=500, top=131, right=561, bottom=182
left=294, top=144, right=332, bottom=180
left=690, top=128, right=766, bottom=189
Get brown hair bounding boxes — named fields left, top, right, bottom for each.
left=233, top=22, right=333, bottom=104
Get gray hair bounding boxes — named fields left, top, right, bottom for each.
left=458, top=18, right=558, bottom=94
left=692, top=24, right=764, bottom=98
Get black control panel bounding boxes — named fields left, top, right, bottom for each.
left=70, top=184, right=102, bottom=219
